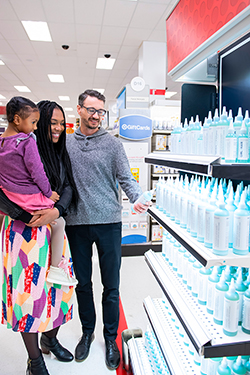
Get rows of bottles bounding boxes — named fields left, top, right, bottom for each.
left=170, top=107, right=250, bottom=163
left=162, top=234, right=250, bottom=374
left=156, top=174, right=250, bottom=256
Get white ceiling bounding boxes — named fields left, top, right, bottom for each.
left=0, top=0, right=182, bottom=122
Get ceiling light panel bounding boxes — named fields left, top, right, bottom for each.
left=96, top=58, right=116, bottom=70
left=0, top=60, right=5, bottom=65
left=48, top=74, right=64, bottom=83
left=14, top=86, right=31, bottom=92
left=59, top=96, right=70, bottom=101
left=22, top=21, right=52, bottom=42
left=0, top=95, right=6, bottom=99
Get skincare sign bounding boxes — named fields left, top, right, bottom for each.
left=119, top=114, right=152, bottom=140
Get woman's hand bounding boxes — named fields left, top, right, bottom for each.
left=133, top=201, right=151, bottom=214
left=27, top=208, right=59, bottom=227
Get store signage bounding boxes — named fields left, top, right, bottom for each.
left=126, top=96, right=149, bottom=102
left=130, top=76, right=145, bottom=92
left=119, top=114, right=152, bottom=140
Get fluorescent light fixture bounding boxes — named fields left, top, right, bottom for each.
left=0, top=60, right=5, bottom=65
left=68, top=115, right=75, bottom=118
left=48, top=74, right=64, bottom=83
left=14, top=86, right=31, bottom=92
left=165, top=91, right=177, bottom=98
left=64, top=107, right=73, bottom=111
left=93, top=89, right=105, bottom=95
left=0, top=95, right=6, bottom=99
left=22, top=21, right=52, bottom=42
left=59, top=96, right=70, bottom=101
left=96, top=58, right=115, bottom=70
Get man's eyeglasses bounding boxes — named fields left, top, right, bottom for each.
left=81, top=105, right=106, bottom=116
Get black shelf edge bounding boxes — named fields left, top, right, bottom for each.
left=147, top=208, right=207, bottom=267
left=121, top=242, right=161, bottom=257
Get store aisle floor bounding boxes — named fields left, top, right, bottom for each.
left=0, top=247, right=161, bottom=375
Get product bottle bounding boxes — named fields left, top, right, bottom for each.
left=190, top=180, right=198, bottom=238
left=197, top=181, right=209, bottom=243
left=198, top=266, right=212, bottom=305
left=156, top=176, right=163, bottom=209
left=208, top=357, right=222, bottom=375
left=180, top=118, right=188, bottom=154
left=204, top=185, right=218, bottom=249
left=223, top=279, right=240, bottom=336
left=214, top=270, right=229, bottom=325
left=218, top=106, right=229, bottom=159
left=132, top=189, right=154, bottom=213
left=192, top=115, right=201, bottom=154
left=235, top=269, right=247, bottom=325
left=216, top=358, right=232, bottom=375
left=244, top=358, right=250, bottom=375
left=192, top=261, right=202, bottom=298
left=213, top=186, right=229, bottom=256
left=237, top=120, right=249, bottom=163
left=204, top=112, right=212, bottom=155
left=197, top=125, right=204, bottom=155
left=225, top=188, right=237, bottom=248
left=242, top=285, right=250, bottom=334
left=225, top=120, right=237, bottom=163
left=233, top=189, right=250, bottom=255
left=234, top=107, right=244, bottom=136
left=187, top=256, right=196, bottom=291
left=231, top=356, right=246, bottom=374
left=207, top=266, right=220, bottom=314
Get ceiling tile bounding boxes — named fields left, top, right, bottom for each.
left=99, top=26, right=127, bottom=46
left=49, top=23, right=76, bottom=43
left=77, top=43, right=99, bottom=57
left=123, top=28, right=151, bottom=46
left=10, top=0, right=45, bottom=20
left=117, top=45, right=139, bottom=60
left=0, top=0, right=18, bottom=20
left=76, top=24, right=101, bottom=44
left=103, top=0, right=136, bottom=27
left=74, top=0, right=105, bottom=26
left=0, top=20, right=27, bottom=40
left=43, top=0, right=75, bottom=23
left=130, top=3, right=167, bottom=29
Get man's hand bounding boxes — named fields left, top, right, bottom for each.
left=27, top=208, right=59, bottom=227
left=133, top=201, right=151, bottom=214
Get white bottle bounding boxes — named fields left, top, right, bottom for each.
left=213, top=270, right=229, bottom=325
left=237, top=120, right=249, bottom=163
left=207, top=266, right=220, bottom=314
left=204, top=185, right=218, bottom=249
left=213, top=186, right=229, bottom=256
left=223, top=279, right=240, bottom=336
left=225, top=188, right=237, bottom=248
left=242, top=285, right=250, bottom=334
left=203, top=115, right=211, bottom=155
left=132, top=189, right=154, bottom=213
left=225, top=120, right=237, bottom=163
left=233, top=189, right=250, bottom=256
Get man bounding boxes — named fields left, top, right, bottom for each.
left=65, top=89, right=149, bottom=370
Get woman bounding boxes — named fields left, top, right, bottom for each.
left=0, top=100, right=78, bottom=375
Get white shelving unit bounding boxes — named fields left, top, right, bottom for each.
left=127, top=154, right=250, bottom=374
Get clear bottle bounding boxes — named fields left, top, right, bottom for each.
left=223, top=279, right=240, bottom=336
left=225, top=120, right=237, bottom=163
left=207, top=266, right=220, bottom=314
left=233, top=189, right=250, bottom=256
left=203, top=115, right=211, bottom=155
left=237, top=120, right=249, bottom=163
left=132, top=189, right=154, bottom=213
left=213, top=186, right=229, bottom=256
left=218, top=106, right=229, bottom=159
left=234, top=107, right=243, bottom=136
left=235, top=269, right=247, bottom=326
left=242, top=285, right=250, bottom=334
left=204, top=185, right=218, bottom=249
left=214, top=270, right=229, bottom=325
left=225, top=188, right=237, bottom=248
left=198, top=266, right=212, bottom=305
left=191, top=115, right=201, bottom=154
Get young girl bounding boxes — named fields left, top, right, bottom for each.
left=0, top=96, right=77, bottom=287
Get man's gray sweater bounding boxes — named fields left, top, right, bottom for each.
left=65, top=126, right=142, bottom=225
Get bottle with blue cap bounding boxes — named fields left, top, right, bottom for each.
left=234, top=107, right=243, bottom=136
left=214, top=270, right=229, bottom=325
left=225, top=120, right=237, bottom=163
left=235, top=269, right=247, bottom=326
left=242, top=285, right=250, bottom=334
left=131, top=189, right=154, bottom=213
left=207, top=266, right=220, bottom=314
left=204, top=184, right=218, bottom=249
left=216, top=358, right=232, bottom=375
left=237, top=120, right=249, bottom=163
left=231, top=356, right=246, bottom=374
left=225, top=187, right=237, bottom=248
left=233, top=189, right=250, bottom=256
left=218, top=106, right=229, bottom=159
left=203, top=112, right=212, bottom=155
left=213, top=185, right=229, bottom=256
left=223, top=278, right=240, bottom=336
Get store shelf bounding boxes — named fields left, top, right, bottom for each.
left=145, top=250, right=250, bottom=358
left=151, top=173, right=179, bottom=178
left=148, top=206, right=250, bottom=268
left=153, top=130, right=172, bottom=135
left=143, top=297, right=200, bottom=374
left=127, top=337, right=154, bottom=375
left=145, top=153, right=250, bottom=180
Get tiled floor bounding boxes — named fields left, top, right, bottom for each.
left=0, top=247, right=162, bottom=375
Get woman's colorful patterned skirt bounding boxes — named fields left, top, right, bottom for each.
left=1, top=216, right=74, bottom=332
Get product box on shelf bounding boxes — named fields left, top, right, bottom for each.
left=151, top=224, right=163, bottom=242
left=152, top=134, right=167, bottom=151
